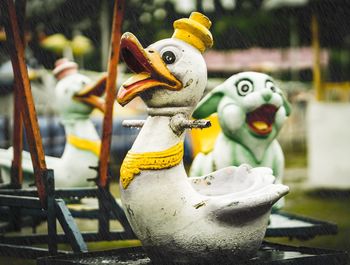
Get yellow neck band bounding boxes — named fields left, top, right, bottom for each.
left=67, top=134, right=101, bottom=157
left=120, top=142, right=184, bottom=189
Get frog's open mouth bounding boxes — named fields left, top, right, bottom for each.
left=117, top=32, right=182, bottom=106
left=246, top=104, right=278, bottom=136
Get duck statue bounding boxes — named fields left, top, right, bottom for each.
left=0, top=58, right=106, bottom=188
left=117, top=12, right=289, bottom=264
left=189, top=72, right=291, bottom=199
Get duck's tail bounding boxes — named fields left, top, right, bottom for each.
left=211, top=183, right=289, bottom=223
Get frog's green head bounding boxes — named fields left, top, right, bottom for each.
left=193, top=72, right=291, bottom=150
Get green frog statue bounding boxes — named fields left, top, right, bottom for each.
left=190, top=72, right=291, bottom=208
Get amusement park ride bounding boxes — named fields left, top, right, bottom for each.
left=0, top=0, right=348, bottom=264
left=0, top=0, right=133, bottom=257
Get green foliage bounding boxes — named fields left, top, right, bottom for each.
left=21, top=0, right=350, bottom=74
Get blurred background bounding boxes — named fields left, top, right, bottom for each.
left=0, top=0, right=350, bottom=263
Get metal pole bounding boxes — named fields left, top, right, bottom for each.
left=45, top=170, right=57, bottom=254
left=11, top=0, right=27, bottom=189
left=98, top=0, right=125, bottom=188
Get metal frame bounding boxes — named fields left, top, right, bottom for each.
left=0, top=0, right=133, bottom=260
left=266, top=211, right=338, bottom=239
left=36, top=241, right=349, bottom=265
left=0, top=171, right=89, bottom=257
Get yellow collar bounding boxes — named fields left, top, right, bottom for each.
left=120, top=142, right=184, bottom=189
left=67, top=134, right=101, bottom=157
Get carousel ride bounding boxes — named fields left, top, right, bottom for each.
left=0, top=0, right=133, bottom=257
left=0, top=0, right=348, bottom=264
left=0, top=58, right=106, bottom=188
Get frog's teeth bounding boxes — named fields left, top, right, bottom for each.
left=252, top=121, right=268, bottom=131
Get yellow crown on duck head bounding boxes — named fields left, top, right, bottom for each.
left=172, top=12, right=213, bottom=53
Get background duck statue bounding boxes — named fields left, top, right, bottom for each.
left=0, top=58, right=106, bottom=188
left=117, top=12, right=289, bottom=264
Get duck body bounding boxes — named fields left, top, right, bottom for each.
left=117, top=12, right=289, bottom=264
left=0, top=60, right=106, bottom=188
left=52, top=117, right=101, bottom=187
left=0, top=118, right=99, bottom=187
left=121, top=115, right=283, bottom=263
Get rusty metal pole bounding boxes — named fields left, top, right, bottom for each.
left=11, top=0, right=27, bottom=188
left=2, top=0, right=48, bottom=206
left=98, top=0, right=125, bottom=188
left=311, top=12, right=323, bottom=101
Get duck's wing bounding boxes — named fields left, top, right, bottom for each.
left=190, top=165, right=288, bottom=222
left=189, top=164, right=269, bottom=196
left=0, top=148, right=61, bottom=174
left=0, top=147, right=34, bottom=174
left=208, top=183, right=289, bottom=222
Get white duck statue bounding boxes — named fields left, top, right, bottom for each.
left=0, top=58, right=106, bottom=188
left=117, top=12, right=289, bottom=264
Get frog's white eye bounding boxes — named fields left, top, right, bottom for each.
left=266, top=80, right=277, bottom=92
left=236, top=79, right=254, bottom=96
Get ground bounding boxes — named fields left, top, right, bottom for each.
left=0, top=151, right=349, bottom=264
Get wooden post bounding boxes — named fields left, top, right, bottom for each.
left=98, top=0, right=125, bottom=188
left=11, top=0, right=26, bottom=188
left=2, top=0, right=48, bottom=206
left=311, top=13, right=323, bottom=101
left=10, top=0, right=25, bottom=224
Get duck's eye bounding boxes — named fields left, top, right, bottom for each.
left=162, top=51, right=176, bottom=64
left=236, top=80, right=253, bottom=96
left=266, top=81, right=276, bottom=92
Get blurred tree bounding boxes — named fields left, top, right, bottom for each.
left=5, top=0, right=347, bottom=76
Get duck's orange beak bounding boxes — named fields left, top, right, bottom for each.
left=73, top=73, right=107, bottom=112
left=117, top=32, right=182, bottom=106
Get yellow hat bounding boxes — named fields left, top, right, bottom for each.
left=172, top=12, right=213, bottom=53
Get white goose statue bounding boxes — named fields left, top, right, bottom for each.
left=0, top=59, right=106, bottom=188
left=117, top=12, right=289, bottom=264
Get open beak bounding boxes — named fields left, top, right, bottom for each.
left=117, top=32, right=182, bottom=106
left=73, top=73, right=107, bottom=112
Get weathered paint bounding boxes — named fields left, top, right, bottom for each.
left=191, top=72, right=290, bottom=191
left=118, top=12, right=289, bottom=263
left=172, top=12, right=213, bottom=53
left=120, top=142, right=183, bottom=189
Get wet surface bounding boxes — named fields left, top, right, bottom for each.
left=73, top=252, right=151, bottom=265
left=38, top=243, right=348, bottom=265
